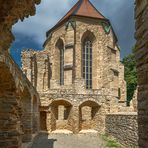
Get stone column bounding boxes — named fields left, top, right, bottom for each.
left=72, top=106, right=80, bottom=134
left=75, top=30, right=82, bottom=79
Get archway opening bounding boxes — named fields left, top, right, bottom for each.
left=40, top=111, right=47, bottom=131
left=79, top=101, right=100, bottom=132
left=51, top=100, right=72, bottom=132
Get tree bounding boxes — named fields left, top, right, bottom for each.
left=122, top=49, right=137, bottom=105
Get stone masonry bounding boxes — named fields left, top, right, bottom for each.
left=1, top=0, right=146, bottom=147
left=106, top=112, right=138, bottom=147
left=135, top=0, right=148, bottom=147
left=22, top=0, right=128, bottom=134
left=0, top=0, right=41, bottom=148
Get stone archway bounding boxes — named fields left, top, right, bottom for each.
left=79, top=101, right=100, bottom=132
left=0, top=62, right=22, bottom=148
left=50, top=100, right=73, bottom=132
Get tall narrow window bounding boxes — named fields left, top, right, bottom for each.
left=82, top=39, right=92, bottom=89
left=56, top=39, right=64, bottom=85
left=60, top=48, right=64, bottom=85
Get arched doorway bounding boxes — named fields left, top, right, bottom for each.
left=50, top=100, right=72, bottom=132
left=79, top=101, right=100, bottom=131
left=40, top=111, right=47, bottom=131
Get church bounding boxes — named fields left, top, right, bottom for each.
left=21, top=0, right=127, bottom=134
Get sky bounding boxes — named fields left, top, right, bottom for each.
left=10, top=0, right=135, bottom=66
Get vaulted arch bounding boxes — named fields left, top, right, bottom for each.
left=81, top=30, right=96, bottom=43
left=50, top=99, right=73, bottom=132
left=79, top=100, right=100, bottom=131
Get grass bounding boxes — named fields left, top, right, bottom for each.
left=101, top=134, right=138, bottom=148
left=101, top=134, right=123, bottom=148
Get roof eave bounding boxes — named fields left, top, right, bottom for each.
left=44, top=16, right=118, bottom=47
left=46, top=15, right=108, bottom=37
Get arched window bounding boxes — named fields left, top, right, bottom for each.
left=82, top=39, right=92, bottom=89
left=56, top=39, right=64, bottom=85
left=60, top=48, right=64, bottom=85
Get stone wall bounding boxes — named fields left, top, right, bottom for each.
left=22, top=17, right=127, bottom=103
left=105, top=112, right=138, bottom=147
left=135, top=0, right=148, bottom=147
left=0, top=0, right=41, bottom=147
left=21, top=15, right=130, bottom=134
left=0, top=51, right=40, bottom=147
left=39, top=91, right=111, bottom=134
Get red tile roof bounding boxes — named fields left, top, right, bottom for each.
left=59, top=0, right=106, bottom=23
left=46, top=0, right=108, bottom=36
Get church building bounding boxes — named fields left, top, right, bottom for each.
left=22, top=0, right=127, bottom=134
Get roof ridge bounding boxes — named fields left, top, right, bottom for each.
left=73, top=0, right=83, bottom=15
left=58, top=1, right=81, bottom=24
left=46, top=0, right=108, bottom=36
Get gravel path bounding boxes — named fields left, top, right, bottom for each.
left=31, top=133, right=106, bottom=148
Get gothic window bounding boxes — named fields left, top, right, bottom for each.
left=82, top=39, right=92, bottom=89
left=60, top=48, right=64, bottom=85
left=56, top=39, right=64, bottom=85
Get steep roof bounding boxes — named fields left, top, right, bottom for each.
left=47, top=0, right=108, bottom=36
left=59, top=0, right=106, bottom=23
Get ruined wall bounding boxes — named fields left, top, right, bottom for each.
left=38, top=89, right=120, bottom=134
left=0, top=0, right=40, bottom=51
left=21, top=15, right=129, bottom=134
left=0, top=0, right=41, bottom=147
left=135, top=0, right=148, bottom=147
left=0, top=51, right=40, bottom=147
left=106, top=112, right=138, bottom=147
left=0, top=63, right=22, bottom=148
left=22, top=17, right=126, bottom=103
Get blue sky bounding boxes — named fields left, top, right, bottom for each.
left=11, top=0, right=135, bottom=66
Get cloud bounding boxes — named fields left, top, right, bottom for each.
left=12, top=0, right=135, bottom=57
left=12, top=0, right=73, bottom=45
